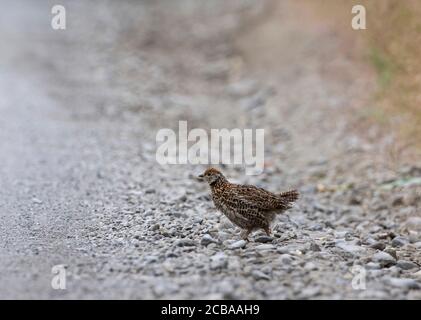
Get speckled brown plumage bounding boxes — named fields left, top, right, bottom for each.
left=199, top=168, right=299, bottom=241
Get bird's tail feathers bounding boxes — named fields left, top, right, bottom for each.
left=279, top=190, right=299, bottom=204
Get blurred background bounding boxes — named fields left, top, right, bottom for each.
left=0, top=0, right=419, bottom=299
left=306, top=0, right=421, bottom=154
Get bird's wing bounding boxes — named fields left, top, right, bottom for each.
left=218, top=187, right=269, bottom=226
left=234, top=204, right=268, bottom=227
left=232, top=184, right=287, bottom=211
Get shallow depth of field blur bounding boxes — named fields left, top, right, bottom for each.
left=0, top=0, right=420, bottom=300
left=308, top=0, right=421, bottom=155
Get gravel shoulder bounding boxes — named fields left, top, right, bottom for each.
left=0, top=0, right=420, bottom=299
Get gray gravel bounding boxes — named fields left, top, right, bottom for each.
left=0, top=0, right=420, bottom=299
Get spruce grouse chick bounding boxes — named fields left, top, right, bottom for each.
left=199, top=167, right=299, bottom=241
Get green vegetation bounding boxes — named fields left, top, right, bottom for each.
left=305, top=0, right=421, bottom=151
left=369, top=47, right=394, bottom=88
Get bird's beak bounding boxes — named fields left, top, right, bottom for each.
left=198, top=174, right=204, bottom=179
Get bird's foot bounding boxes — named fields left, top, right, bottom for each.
left=240, top=229, right=252, bottom=242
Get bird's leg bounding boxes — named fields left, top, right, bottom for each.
left=285, top=214, right=299, bottom=229
left=240, top=228, right=252, bottom=242
left=239, top=230, right=248, bottom=241
left=264, top=226, right=271, bottom=236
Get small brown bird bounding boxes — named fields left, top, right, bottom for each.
left=198, top=168, right=299, bottom=241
